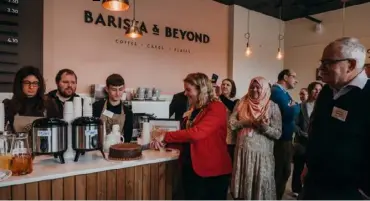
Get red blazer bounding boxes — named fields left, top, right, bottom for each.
left=164, top=101, right=232, bottom=177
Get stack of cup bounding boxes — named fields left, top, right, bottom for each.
left=141, top=122, right=151, bottom=145
left=63, top=101, right=74, bottom=159
left=83, top=97, right=93, bottom=117
left=0, top=103, right=4, bottom=132
left=73, top=97, right=82, bottom=118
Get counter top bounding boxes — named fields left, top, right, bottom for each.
left=0, top=149, right=179, bottom=187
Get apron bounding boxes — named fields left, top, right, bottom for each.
left=13, top=110, right=46, bottom=133
left=13, top=111, right=46, bottom=150
left=100, top=101, right=126, bottom=135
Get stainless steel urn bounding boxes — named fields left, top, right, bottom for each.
left=71, top=117, right=105, bottom=161
left=31, top=118, right=68, bottom=163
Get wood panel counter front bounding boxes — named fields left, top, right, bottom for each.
left=0, top=149, right=179, bottom=200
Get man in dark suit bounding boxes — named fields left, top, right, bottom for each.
left=270, top=69, right=300, bottom=200
left=292, top=81, right=323, bottom=196
left=169, top=91, right=188, bottom=121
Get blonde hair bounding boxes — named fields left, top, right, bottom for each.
left=183, top=73, right=218, bottom=108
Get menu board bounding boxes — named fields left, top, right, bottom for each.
left=0, top=0, right=43, bottom=92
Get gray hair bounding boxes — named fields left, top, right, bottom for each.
left=331, top=37, right=366, bottom=69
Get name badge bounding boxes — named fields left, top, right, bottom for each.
left=331, top=106, right=348, bottom=122
left=102, top=110, right=114, bottom=118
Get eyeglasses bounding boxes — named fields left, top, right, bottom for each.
left=319, top=58, right=351, bottom=70
left=22, top=81, right=40, bottom=87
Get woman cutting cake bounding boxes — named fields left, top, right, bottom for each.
left=151, top=72, right=232, bottom=200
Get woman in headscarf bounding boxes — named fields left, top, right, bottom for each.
left=229, top=76, right=282, bottom=200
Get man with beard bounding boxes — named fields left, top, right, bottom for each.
left=47, top=69, right=79, bottom=118
left=270, top=69, right=300, bottom=200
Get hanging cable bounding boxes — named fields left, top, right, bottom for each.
left=342, top=0, right=346, bottom=36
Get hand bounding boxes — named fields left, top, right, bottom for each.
left=260, top=116, right=269, bottom=126
left=149, top=140, right=166, bottom=150
left=239, top=119, right=253, bottom=127
left=151, top=128, right=166, bottom=142
left=301, top=165, right=308, bottom=184
left=215, top=85, right=221, bottom=96
left=289, top=100, right=298, bottom=106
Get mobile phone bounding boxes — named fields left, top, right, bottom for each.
left=211, top=73, right=219, bottom=84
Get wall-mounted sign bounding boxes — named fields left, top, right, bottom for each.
left=84, top=10, right=210, bottom=44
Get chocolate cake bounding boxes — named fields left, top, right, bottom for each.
left=108, top=143, right=142, bottom=161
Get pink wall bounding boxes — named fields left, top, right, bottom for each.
left=43, top=0, right=229, bottom=94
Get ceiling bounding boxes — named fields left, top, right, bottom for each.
left=214, top=0, right=370, bottom=21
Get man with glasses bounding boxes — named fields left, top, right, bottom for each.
left=47, top=69, right=79, bottom=118
left=271, top=69, right=300, bottom=200
left=300, top=37, right=370, bottom=199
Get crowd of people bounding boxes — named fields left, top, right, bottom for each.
left=3, top=36, right=370, bottom=200
left=154, top=37, right=370, bottom=200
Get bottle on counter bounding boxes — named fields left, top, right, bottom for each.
left=10, top=133, right=33, bottom=176
left=103, top=124, right=123, bottom=152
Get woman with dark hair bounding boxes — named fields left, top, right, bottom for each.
left=219, top=78, right=239, bottom=160
left=3, top=66, right=58, bottom=133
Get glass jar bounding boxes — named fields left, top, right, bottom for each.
left=0, top=133, right=14, bottom=170
left=10, top=133, right=33, bottom=176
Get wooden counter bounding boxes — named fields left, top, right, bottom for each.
left=0, top=149, right=179, bottom=200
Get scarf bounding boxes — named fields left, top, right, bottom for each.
left=237, top=76, right=271, bottom=136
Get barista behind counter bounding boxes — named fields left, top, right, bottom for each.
left=3, top=66, right=59, bottom=133
left=92, top=74, right=133, bottom=142
left=47, top=69, right=80, bottom=118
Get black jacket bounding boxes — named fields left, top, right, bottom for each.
left=46, top=89, right=80, bottom=119
left=92, top=99, right=133, bottom=142
left=169, top=91, right=188, bottom=121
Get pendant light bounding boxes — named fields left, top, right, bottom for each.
left=125, top=0, right=142, bottom=39
left=276, top=5, right=284, bottom=60
left=244, top=10, right=252, bottom=57
left=102, top=0, right=129, bottom=12
left=341, top=0, right=349, bottom=36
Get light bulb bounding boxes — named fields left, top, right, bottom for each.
left=245, top=46, right=252, bottom=56
left=276, top=50, right=283, bottom=60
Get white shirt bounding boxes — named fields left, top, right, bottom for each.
left=332, top=70, right=368, bottom=100
left=306, top=101, right=315, bottom=117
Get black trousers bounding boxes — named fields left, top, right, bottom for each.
left=299, top=181, right=364, bottom=200
left=291, top=153, right=306, bottom=193
left=228, top=144, right=235, bottom=164
left=274, top=140, right=293, bottom=200
left=182, top=163, right=230, bottom=200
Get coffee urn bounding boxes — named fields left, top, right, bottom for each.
left=31, top=118, right=68, bottom=163
left=71, top=117, right=105, bottom=162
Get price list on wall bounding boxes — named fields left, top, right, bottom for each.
left=0, top=0, right=43, bottom=92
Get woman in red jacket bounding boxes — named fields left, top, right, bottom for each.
left=152, top=72, right=232, bottom=200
